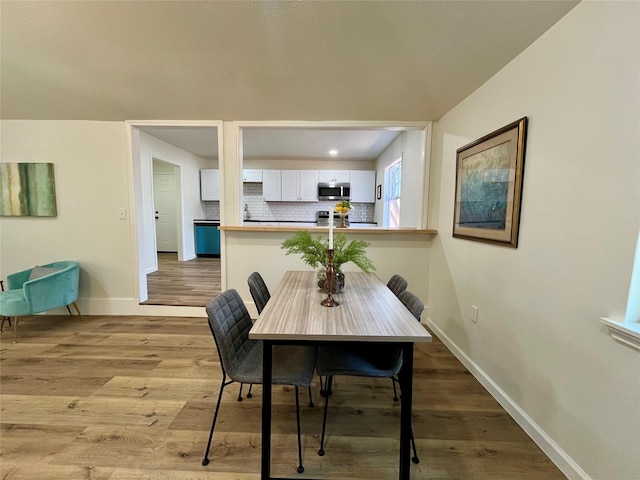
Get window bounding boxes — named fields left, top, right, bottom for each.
left=625, top=229, right=640, bottom=323
left=601, top=229, right=640, bottom=351
left=384, top=157, right=402, bottom=227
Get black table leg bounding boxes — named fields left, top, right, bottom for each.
left=261, top=340, right=273, bottom=479
left=399, top=343, right=414, bottom=480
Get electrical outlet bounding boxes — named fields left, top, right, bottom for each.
left=118, top=208, right=127, bottom=220
left=470, top=305, right=479, bottom=324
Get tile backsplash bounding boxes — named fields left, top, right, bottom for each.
left=203, top=201, right=220, bottom=220
left=202, top=185, right=375, bottom=222
left=243, top=183, right=374, bottom=222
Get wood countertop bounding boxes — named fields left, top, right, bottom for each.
left=219, top=225, right=438, bottom=234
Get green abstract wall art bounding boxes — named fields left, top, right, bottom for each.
left=0, top=163, right=57, bottom=217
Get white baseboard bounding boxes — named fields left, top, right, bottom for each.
left=425, top=318, right=591, bottom=480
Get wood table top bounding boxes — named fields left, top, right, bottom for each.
left=249, top=270, right=432, bottom=343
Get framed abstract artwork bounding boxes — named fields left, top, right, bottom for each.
left=0, top=163, right=57, bottom=217
left=453, top=118, right=528, bottom=248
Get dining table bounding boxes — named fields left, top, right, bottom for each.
left=249, top=270, right=433, bottom=480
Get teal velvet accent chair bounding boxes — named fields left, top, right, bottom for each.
left=0, top=261, right=82, bottom=342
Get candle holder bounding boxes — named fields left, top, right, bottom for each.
left=321, top=249, right=340, bottom=307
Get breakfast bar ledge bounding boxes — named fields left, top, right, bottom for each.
left=219, top=225, right=438, bottom=234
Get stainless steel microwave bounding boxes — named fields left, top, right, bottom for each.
left=318, top=183, right=350, bottom=201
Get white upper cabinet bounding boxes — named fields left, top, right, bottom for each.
left=318, top=170, right=351, bottom=184
left=262, top=170, right=281, bottom=201
left=299, top=170, right=319, bottom=201
left=281, top=170, right=319, bottom=202
left=350, top=170, right=376, bottom=203
left=243, top=169, right=263, bottom=182
left=200, top=169, right=220, bottom=201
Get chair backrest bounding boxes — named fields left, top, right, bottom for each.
left=387, top=274, right=408, bottom=297
left=398, top=290, right=424, bottom=321
left=206, top=289, right=257, bottom=381
left=24, top=261, right=80, bottom=313
left=248, top=272, right=271, bottom=314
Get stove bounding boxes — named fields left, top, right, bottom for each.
left=316, top=210, right=349, bottom=227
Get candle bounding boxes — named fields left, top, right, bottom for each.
left=328, top=213, right=334, bottom=249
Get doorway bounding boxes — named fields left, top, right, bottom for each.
left=130, top=123, right=222, bottom=306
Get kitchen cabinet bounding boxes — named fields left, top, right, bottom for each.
left=318, top=170, right=351, bottom=184
left=281, top=170, right=318, bottom=202
left=195, top=224, right=220, bottom=257
left=200, top=169, right=220, bottom=201
left=350, top=170, right=376, bottom=203
left=262, top=169, right=281, bottom=201
left=243, top=169, right=263, bottom=183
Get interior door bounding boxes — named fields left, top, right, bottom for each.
left=153, top=172, right=178, bottom=252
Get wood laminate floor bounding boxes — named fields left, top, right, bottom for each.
left=143, top=252, right=221, bottom=307
left=0, top=314, right=567, bottom=480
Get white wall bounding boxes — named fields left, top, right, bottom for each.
left=224, top=229, right=434, bottom=318
left=428, top=3, right=639, bottom=480
left=374, top=129, right=426, bottom=227
left=135, top=130, right=210, bottom=268
left=0, top=121, right=137, bottom=308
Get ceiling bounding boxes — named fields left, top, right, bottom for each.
left=138, top=124, right=406, bottom=160
left=1, top=1, right=579, bottom=159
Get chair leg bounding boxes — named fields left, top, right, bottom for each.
left=410, top=425, right=419, bottom=464
left=391, top=377, right=399, bottom=402
left=202, top=374, right=231, bottom=466
left=319, top=375, right=333, bottom=397
left=72, top=302, right=83, bottom=320
left=294, top=386, right=304, bottom=473
left=318, top=375, right=333, bottom=456
left=247, top=384, right=253, bottom=398
left=307, top=386, right=314, bottom=407
left=237, top=383, right=244, bottom=401
left=0, top=316, right=12, bottom=334
left=13, top=317, right=19, bottom=343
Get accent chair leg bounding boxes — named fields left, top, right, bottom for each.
left=71, top=302, right=83, bottom=319
left=0, top=316, right=12, bottom=332
left=13, top=317, right=19, bottom=343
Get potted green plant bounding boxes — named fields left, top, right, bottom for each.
left=281, top=230, right=375, bottom=291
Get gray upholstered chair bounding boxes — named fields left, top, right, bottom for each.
left=315, top=289, right=425, bottom=464
left=387, top=274, right=408, bottom=297
left=389, top=290, right=425, bottom=400
left=202, top=289, right=317, bottom=473
left=247, top=271, right=315, bottom=406
left=398, top=290, right=424, bottom=320
left=238, top=271, right=273, bottom=401
left=0, top=261, right=82, bottom=342
left=248, top=271, right=270, bottom=315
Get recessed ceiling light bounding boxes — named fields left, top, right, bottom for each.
left=329, top=149, right=338, bottom=156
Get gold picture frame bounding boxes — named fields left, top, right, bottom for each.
left=453, top=117, right=528, bottom=248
